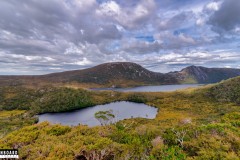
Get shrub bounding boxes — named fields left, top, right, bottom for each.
left=46, top=125, right=71, bottom=136
left=127, top=93, right=147, bottom=103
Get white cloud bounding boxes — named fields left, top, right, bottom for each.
left=96, top=0, right=156, bottom=29
left=224, top=65, right=231, bottom=68
left=154, top=32, right=196, bottom=49
left=25, top=56, right=42, bottom=61
left=234, top=27, right=240, bottom=33
left=206, top=2, right=221, bottom=11
left=186, top=52, right=210, bottom=58
left=68, top=0, right=96, bottom=13
left=97, top=1, right=121, bottom=16
left=49, top=67, right=62, bottom=70
left=158, top=53, right=182, bottom=61
left=0, top=51, right=55, bottom=62
left=0, top=0, right=240, bottom=74
left=64, top=43, right=85, bottom=55
left=178, top=33, right=195, bottom=44
left=44, top=57, right=55, bottom=62
left=196, top=18, right=205, bottom=26
left=71, top=58, right=92, bottom=66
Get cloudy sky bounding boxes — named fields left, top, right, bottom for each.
left=0, top=0, right=240, bottom=75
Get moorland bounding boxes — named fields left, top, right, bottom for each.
left=0, top=63, right=240, bottom=159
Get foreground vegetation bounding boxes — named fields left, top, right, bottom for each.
left=0, top=110, right=37, bottom=138
left=0, top=77, right=240, bottom=159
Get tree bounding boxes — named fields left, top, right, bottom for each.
left=172, top=128, right=187, bottom=148
left=94, top=110, right=115, bottom=126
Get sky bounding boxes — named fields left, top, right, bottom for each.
left=0, top=0, right=240, bottom=75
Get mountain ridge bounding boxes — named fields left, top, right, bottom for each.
left=1, top=62, right=240, bottom=88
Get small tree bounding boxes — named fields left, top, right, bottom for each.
left=94, top=110, right=115, bottom=126
left=172, top=128, right=187, bottom=148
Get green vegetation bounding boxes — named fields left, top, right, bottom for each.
left=180, top=75, right=197, bottom=84
left=32, top=87, right=94, bottom=113
left=0, top=76, right=240, bottom=159
left=0, top=110, right=37, bottom=138
left=0, top=112, right=239, bottom=159
left=0, top=86, right=125, bottom=114
left=127, top=93, right=147, bottom=103
left=95, top=110, right=115, bottom=126
left=208, top=77, right=240, bottom=104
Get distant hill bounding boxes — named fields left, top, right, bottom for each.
left=0, top=62, right=240, bottom=88
left=207, top=76, right=240, bottom=104
left=175, top=65, right=240, bottom=84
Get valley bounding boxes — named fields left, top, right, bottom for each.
left=0, top=73, right=240, bottom=159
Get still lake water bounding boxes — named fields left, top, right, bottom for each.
left=91, top=84, right=202, bottom=92
left=38, top=101, right=158, bottom=126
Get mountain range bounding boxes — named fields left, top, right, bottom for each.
left=1, top=62, right=240, bottom=88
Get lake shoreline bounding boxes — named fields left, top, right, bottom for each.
left=38, top=101, right=158, bottom=127
left=90, top=84, right=204, bottom=92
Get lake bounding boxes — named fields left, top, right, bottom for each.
left=91, top=84, right=202, bottom=92
left=38, top=101, right=158, bottom=126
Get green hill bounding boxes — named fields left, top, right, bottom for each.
left=208, top=76, right=240, bottom=104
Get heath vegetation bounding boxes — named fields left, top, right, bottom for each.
left=0, top=77, right=240, bottom=159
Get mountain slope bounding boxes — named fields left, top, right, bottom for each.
left=176, top=66, right=240, bottom=83
left=0, top=62, right=240, bottom=87
left=207, top=76, right=240, bottom=104
left=40, top=62, right=178, bottom=87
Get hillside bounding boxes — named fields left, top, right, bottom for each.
left=1, top=62, right=240, bottom=88
left=40, top=62, right=178, bottom=87
left=207, top=76, right=240, bottom=104
left=176, top=65, right=240, bottom=83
